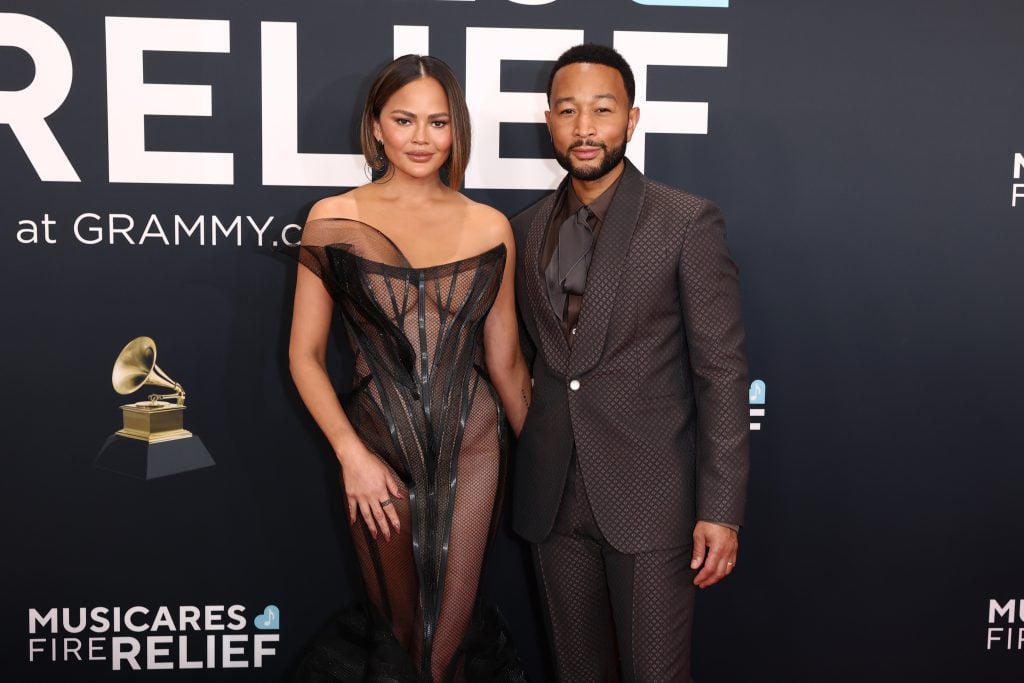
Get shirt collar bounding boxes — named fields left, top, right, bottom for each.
left=566, top=170, right=624, bottom=222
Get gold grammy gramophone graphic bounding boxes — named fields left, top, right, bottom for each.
left=93, top=336, right=214, bottom=479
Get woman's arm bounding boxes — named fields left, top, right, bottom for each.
left=288, top=201, right=403, bottom=541
left=482, top=218, right=532, bottom=437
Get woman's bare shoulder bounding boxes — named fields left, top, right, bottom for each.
left=460, top=196, right=512, bottom=242
left=306, top=188, right=366, bottom=222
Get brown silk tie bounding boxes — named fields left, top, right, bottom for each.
left=545, top=205, right=594, bottom=320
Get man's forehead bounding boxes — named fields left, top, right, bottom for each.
left=552, top=93, right=618, bottom=105
left=551, top=63, right=626, bottom=93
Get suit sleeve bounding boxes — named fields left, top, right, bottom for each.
left=510, top=214, right=537, bottom=369
left=677, top=200, right=750, bottom=527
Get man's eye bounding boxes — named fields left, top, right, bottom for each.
left=560, top=109, right=575, bottom=116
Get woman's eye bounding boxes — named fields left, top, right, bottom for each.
left=431, top=120, right=449, bottom=128
left=395, top=118, right=411, bottom=126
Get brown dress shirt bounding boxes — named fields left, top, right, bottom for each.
left=541, top=173, right=624, bottom=343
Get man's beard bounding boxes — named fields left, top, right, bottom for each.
left=553, top=138, right=627, bottom=181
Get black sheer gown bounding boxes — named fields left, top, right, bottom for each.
left=289, top=219, right=523, bottom=683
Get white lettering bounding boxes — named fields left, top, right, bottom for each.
left=146, top=635, right=174, bottom=669
left=175, top=215, right=205, bottom=245
left=108, top=213, right=136, bottom=245
left=613, top=31, right=728, bottom=172
left=394, top=25, right=429, bottom=58
left=140, top=215, right=171, bottom=245
left=151, top=605, right=176, bottom=631
left=1014, top=153, right=1024, bottom=179
left=212, top=216, right=242, bottom=246
left=28, top=638, right=46, bottom=662
left=179, top=605, right=202, bottom=631
left=16, top=216, right=56, bottom=244
left=260, top=22, right=363, bottom=187
left=124, top=606, right=149, bottom=632
left=90, top=607, right=111, bottom=633
left=73, top=213, right=103, bottom=244
left=247, top=216, right=274, bottom=247
left=17, top=220, right=38, bottom=244
left=222, top=634, right=248, bottom=668
left=989, top=599, right=1017, bottom=623
left=105, top=17, right=233, bottom=184
left=178, top=634, right=204, bottom=669
left=62, top=607, right=86, bottom=634
left=254, top=634, right=280, bottom=669
left=0, top=13, right=79, bottom=181
left=464, top=27, right=583, bottom=190
left=987, top=627, right=999, bottom=649
left=227, top=605, right=247, bottom=631
left=111, top=637, right=142, bottom=671
left=1012, top=183, right=1024, bottom=208
left=64, top=637, right=83, bottom=661
left=204, top=605, right=225, bottom=631
left=282, top=222, right=302, bottom=246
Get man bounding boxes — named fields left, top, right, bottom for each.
left=512, top=43, right=749, bottom=681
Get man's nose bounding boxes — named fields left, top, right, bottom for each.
left=574, top=112, right=596, bottom=138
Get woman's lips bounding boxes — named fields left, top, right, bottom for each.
left=406, top=152, right=434, bottom=162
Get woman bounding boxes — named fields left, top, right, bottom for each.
left=287, top=55, right=531, bottom=682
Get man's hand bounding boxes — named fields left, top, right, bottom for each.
left=690, top=521, right=738, bottom=588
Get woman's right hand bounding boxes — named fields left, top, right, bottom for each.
left=337, top=439, right=403, bottom=541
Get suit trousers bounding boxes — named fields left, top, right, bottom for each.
left=533, top=453, right=696, bottom=682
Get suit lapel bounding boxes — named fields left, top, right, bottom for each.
left=569, top=160, right=645, bottom=375
left=522, top=179, right=571, bottom=371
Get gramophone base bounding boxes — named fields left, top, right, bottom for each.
left=94, top=433, right=215, bottom=480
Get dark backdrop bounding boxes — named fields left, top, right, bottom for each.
left=2, top=1, right=1023, bottom=681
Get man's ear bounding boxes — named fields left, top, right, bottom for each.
left=625, top=107, right=640, bottom=142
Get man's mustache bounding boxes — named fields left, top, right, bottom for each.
left=568, top=140, right=606, bottom=151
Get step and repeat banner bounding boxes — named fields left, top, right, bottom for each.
left=2, top=0, right=1023, bottom=681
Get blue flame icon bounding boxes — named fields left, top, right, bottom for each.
left=749, top=380, right=765, bottom=405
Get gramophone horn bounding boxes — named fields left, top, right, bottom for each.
left=112, top=336, right=184, bottom=403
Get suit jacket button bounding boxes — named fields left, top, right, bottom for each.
left=569, top=379, right=580, bottom=391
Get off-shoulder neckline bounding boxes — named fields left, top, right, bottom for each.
left=304, top=217, right=506, bottom=272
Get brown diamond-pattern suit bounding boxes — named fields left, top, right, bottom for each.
left=512, top=160, right=749, bottom=681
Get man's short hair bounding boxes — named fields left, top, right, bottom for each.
left=546, top=44, right=636, bottom=107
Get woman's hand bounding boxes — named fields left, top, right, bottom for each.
left=337, top=439, right=403, bottom=541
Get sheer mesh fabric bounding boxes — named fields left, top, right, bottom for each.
left=295, top=218, right=511, bottom=682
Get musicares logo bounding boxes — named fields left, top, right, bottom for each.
left=27, top=603, right=280, bottom=670
left=986, top=599, right=1024, bottom=651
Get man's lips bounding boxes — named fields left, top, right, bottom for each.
left=571, top=146, right=601, bottom=161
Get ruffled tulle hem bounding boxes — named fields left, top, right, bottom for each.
left=289, top=602, right=526, bottom=683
